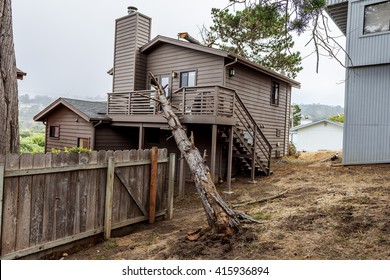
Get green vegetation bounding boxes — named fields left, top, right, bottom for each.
left=51, top=147, right=92, bottom=154
left=328, top=114, right=344, bottom=123
left=292, top=104, right=302, bottom=127
left=204, top=0, right=332, bottom=78
left=20, top=131, right=45, bottom=154
left=103, top=240, right=118, bottom=249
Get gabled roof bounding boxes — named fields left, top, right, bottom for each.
left=291, top=119, right=343, bottom=132
left=140, top=35, right=301, bottom=88
left=34, top=97, right=110, bottom=122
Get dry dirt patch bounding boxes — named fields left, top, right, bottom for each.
left=66, top=151, right=390, bottom=260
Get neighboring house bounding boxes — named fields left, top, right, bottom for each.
left=35, top=7, right=300, bottom=190
left=291, top=119, right=343, bottom=152
left=34, top=98, right=140, bottom=152
left=326, top=0, right=390, bottom=164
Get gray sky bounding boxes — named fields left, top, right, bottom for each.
left=12, top=0, right=346, bottom=106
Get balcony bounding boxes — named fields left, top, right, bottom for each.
left=107, top=86, right=236, bottom=125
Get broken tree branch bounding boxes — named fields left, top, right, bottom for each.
left=233, top=190, right=288, bottom=208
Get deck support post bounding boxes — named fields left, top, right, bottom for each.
left=225, top=127, right=234, bottom=194
left=138, top=124, right=144, bottom=149
left=210, top=124, right=218, bottom=182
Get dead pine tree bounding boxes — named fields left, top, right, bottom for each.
left=150, top=72, right=259, bottom=237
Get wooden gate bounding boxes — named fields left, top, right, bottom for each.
left=0, top=148, right=173, bottom=259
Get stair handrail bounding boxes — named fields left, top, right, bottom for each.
left=234, top=91, right=272, bottom=174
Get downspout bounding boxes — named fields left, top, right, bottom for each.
left=224, top=57, right=238, bottom=83
left=92, top=120, right=103, bottom=150
left=225, top=57, right=238, bottom=68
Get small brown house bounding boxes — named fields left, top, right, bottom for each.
left=35, top=7, right=300, bottom=192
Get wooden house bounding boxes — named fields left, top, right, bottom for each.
left=326, top=0, right=390, bottom=164
left=35, top=7, right=300, bottom=192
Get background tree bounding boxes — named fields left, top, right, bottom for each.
left=328, top=113, right=344, bottom=123
left=292, top=104, right=302, bottom=127
left=202, top=0, right=349, bottom=78
left=0, top=0, right=20, bottom=154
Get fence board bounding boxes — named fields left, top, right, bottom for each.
left=142, top=150, right=150, bottom=215
left=54, top=153, right=68, bottom=240
left=119, top=150, right=130, bottom=222
left=112, top=151, right=123, bottom=224
left=96, top=150, right=107, bottom=228
left=2, top=154, right=20, bottom=255
left=42, top=153, right=55, bottom=243
left=16, top=154, right=32, bottom=250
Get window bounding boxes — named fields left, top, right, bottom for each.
left=363, top=1, right=390, bottom=35
left=180, top=71, right=196, bottom=87
left=49, top=126, right=60, bottom=138
left=150, top=74, right=170, bottom=96
left=78, top=138, right=90, bottom=149
left=271, top=81, right=280, bottom=106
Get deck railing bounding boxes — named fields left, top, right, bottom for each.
left=107, top=90, right=158, bottom=115
left=107, top=86, right=235, bottom=118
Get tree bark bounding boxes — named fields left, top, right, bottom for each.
left=0, top=0, right=19, bottom=155
left=150, top=72, right=258, bottom=236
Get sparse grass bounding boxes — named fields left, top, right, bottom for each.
left=251, top=211, right=272, bottom=220
left=103, top=240, right=118, bottom=250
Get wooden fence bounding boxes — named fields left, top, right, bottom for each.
left=0, top=148, right=174, bottom=260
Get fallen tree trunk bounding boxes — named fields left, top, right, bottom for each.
left=150, top=72, right=258, bottom=236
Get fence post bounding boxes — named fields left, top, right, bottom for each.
left=104, top=157, right=115, bottom=240
left=0, top=163, right=4, bottom=244
left=149, top=147, right=158, bottom=224
left=167, top=153, right=176, bottom=220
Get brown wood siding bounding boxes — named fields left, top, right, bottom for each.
left=146, top=44, right=224, bottom=91
left=225, top=63, right=290, bottom=157
left=113, top=15, right=137, bottom=92
left=45, top=106, right=93, bottom=152
left=134, top=14, right=150, bottom=90
left=113, top=13, right=150, bottom=92
left=94, top=125, right=139, bottom=150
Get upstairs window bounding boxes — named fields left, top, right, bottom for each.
left=271, top=81, right=280, bottom=106
left=363, top=1, right=390, bottom=35
left=49, top=126, right=60, bottom=138
left=180, top=71, right=196, bottom=87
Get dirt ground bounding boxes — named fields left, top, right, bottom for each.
left=66, top=151, right=390, bottom=260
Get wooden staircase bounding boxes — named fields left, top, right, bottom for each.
left=221, top=91, right=273, bottom=176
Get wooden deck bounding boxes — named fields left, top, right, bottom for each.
left=107, top=86, right=236, bottom=125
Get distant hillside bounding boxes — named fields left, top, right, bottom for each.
left=18, top=94, right=105, bottom=132
left=19, top=94, right=55, bottom=132
left=297, top=104, right=344, bottom=121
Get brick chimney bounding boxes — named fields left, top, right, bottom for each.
left=112, top=7, right=151, bottom=92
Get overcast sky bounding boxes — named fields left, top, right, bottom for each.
left=12, top=0, right=346, bottom=106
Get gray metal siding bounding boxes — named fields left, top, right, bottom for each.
left=146, top=43, right=224, bottom=90
left=347, top=0, right=390, bottom=67
left=343, top=64, right=390, bottom=164
left=113, top=13, right=150, bottom=92
left=225, top=63, right=290, bottom=157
